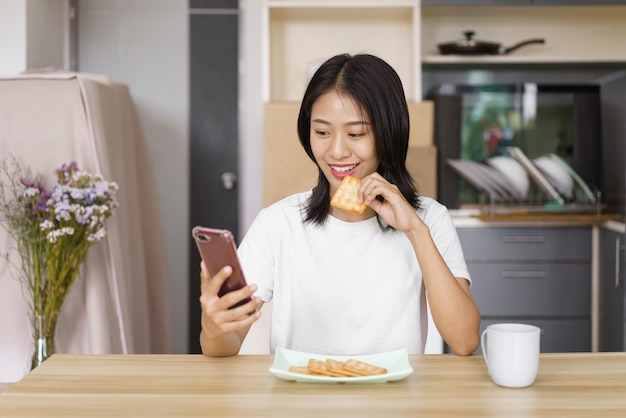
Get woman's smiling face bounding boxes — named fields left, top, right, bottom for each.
left=310, top=90, right=379, bottom=198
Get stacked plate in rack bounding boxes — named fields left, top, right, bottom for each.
left=447, top=158, right=526, bottom=202
left=447, top=147, right=597, bottom=206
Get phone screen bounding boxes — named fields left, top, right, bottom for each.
left=192, top=226, right=250, bottom=309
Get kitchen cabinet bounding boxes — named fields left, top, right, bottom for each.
left=598, top=225, right=625, bottom=351
left=262, top=0, right=422, bottom=101
left=421, top=3, right=626, bottom=65
left=455, top=226, right=592, bottom=353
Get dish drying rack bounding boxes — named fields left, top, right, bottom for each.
left=447, top=147, right=605, bottom=218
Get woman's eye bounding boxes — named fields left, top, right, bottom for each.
left=314, top=130, right=329, bottom=137
left=348, top=132, right=365, bottom=139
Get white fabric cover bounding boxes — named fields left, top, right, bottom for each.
left=0, top=73, right=172, bottom=382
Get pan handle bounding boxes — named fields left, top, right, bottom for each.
left=500, top=39, right=545, bottom=55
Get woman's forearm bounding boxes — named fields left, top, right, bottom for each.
left=406, top=224, right=481, bottom=355
left=200, top=329, right=243, bottom=357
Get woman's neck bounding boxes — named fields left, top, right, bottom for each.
left=329, top=206, right=377, bottom=223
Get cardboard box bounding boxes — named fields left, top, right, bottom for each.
left=263, top=102, right=318, bottom=206
left=407, top=101, right=434, bottom=147
left=406, top=146, right=438, bottom=199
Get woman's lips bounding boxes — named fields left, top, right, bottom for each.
left=329, top=164, right=358, bottom=179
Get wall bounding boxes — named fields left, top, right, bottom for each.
left=77, top=0, right=189, bottom=354
left=239, top=0, right=264, bottom=238
left=0, top=0, right=26, bottom=75
left=238, top=0, right=269, bottom=354
left=25, top=0, right=67, bottom=70
left=0, top=0, right=66, bottom=75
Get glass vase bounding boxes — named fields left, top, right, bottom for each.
left=31, top=313, right=58, bottom=370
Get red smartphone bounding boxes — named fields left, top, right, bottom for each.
left=192, top=226, right=251, bottom=309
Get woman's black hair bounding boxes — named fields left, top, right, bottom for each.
left=297, top=53, right=420, bottom=228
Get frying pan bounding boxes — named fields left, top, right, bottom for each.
left=438, top=31, right=545, bottom=55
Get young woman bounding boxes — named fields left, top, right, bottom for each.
left=199, top=53, right=480, bottom=357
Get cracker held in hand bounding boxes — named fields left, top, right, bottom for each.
left=330, top=175, right=367, bottom=214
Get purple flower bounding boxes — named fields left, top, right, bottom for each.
left=18, top=178, right=51, bottom=217
left=35, top=193, right=50, bottom=212
left=55, top=162, right=79, bottom=185
left=19, top=177, right=35, bottom=188
left=20, top=178, right=49, bottom=195
left=54, top=161, right=79, bottom=175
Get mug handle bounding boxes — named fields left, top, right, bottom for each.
left=480, top=329, right=490, bottom=374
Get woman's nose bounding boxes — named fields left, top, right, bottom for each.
left=329, top=135, right=350, bottom=158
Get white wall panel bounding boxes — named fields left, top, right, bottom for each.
left=78, top=0, right=189, bottom=354
left=0, top=0, right=27, bottom=75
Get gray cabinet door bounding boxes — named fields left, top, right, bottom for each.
left=455, top=225, right=592, bottom=354
left=479, top=319, right=590, bottom=353
left=458, top=227, right=591, bottom=260
left=188, top=4, right=239, bottom=354
left=599, top=228, right=625, bottom=351
left=469, top=263, right=591, bottom=316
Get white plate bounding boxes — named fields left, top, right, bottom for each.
left=269, top=348, right=413, bottom=384
left=507, top=147, right=564, bottom=205
left=474, top=163, right=524, bottom=201
left=532, top=156, right=574, bottom=199
left=546, top=153, right=596, bottom=203
left=487, top=156, right=530, bottom=199
left=463, top=160, right=517, bottom=202
left=448, top=159, right=515, bottom=202
left=447, top=159, right=498, bottom=197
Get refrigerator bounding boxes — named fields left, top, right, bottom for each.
left=0, top=73, right=172, bottom=382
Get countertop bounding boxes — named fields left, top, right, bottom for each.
left=450, top=208, right=624, bottom=227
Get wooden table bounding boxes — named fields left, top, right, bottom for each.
left=1, top=353, right=625, bottom=417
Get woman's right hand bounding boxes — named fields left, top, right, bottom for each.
left=199, top=261, right=262, bottom=346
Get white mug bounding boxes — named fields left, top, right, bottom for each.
left=481, top=323, right=541, bottom=388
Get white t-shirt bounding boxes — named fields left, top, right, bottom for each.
left=237, top=191, right=470, bottom=355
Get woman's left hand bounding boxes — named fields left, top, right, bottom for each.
left=359, top=173, right=420, bottom=232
